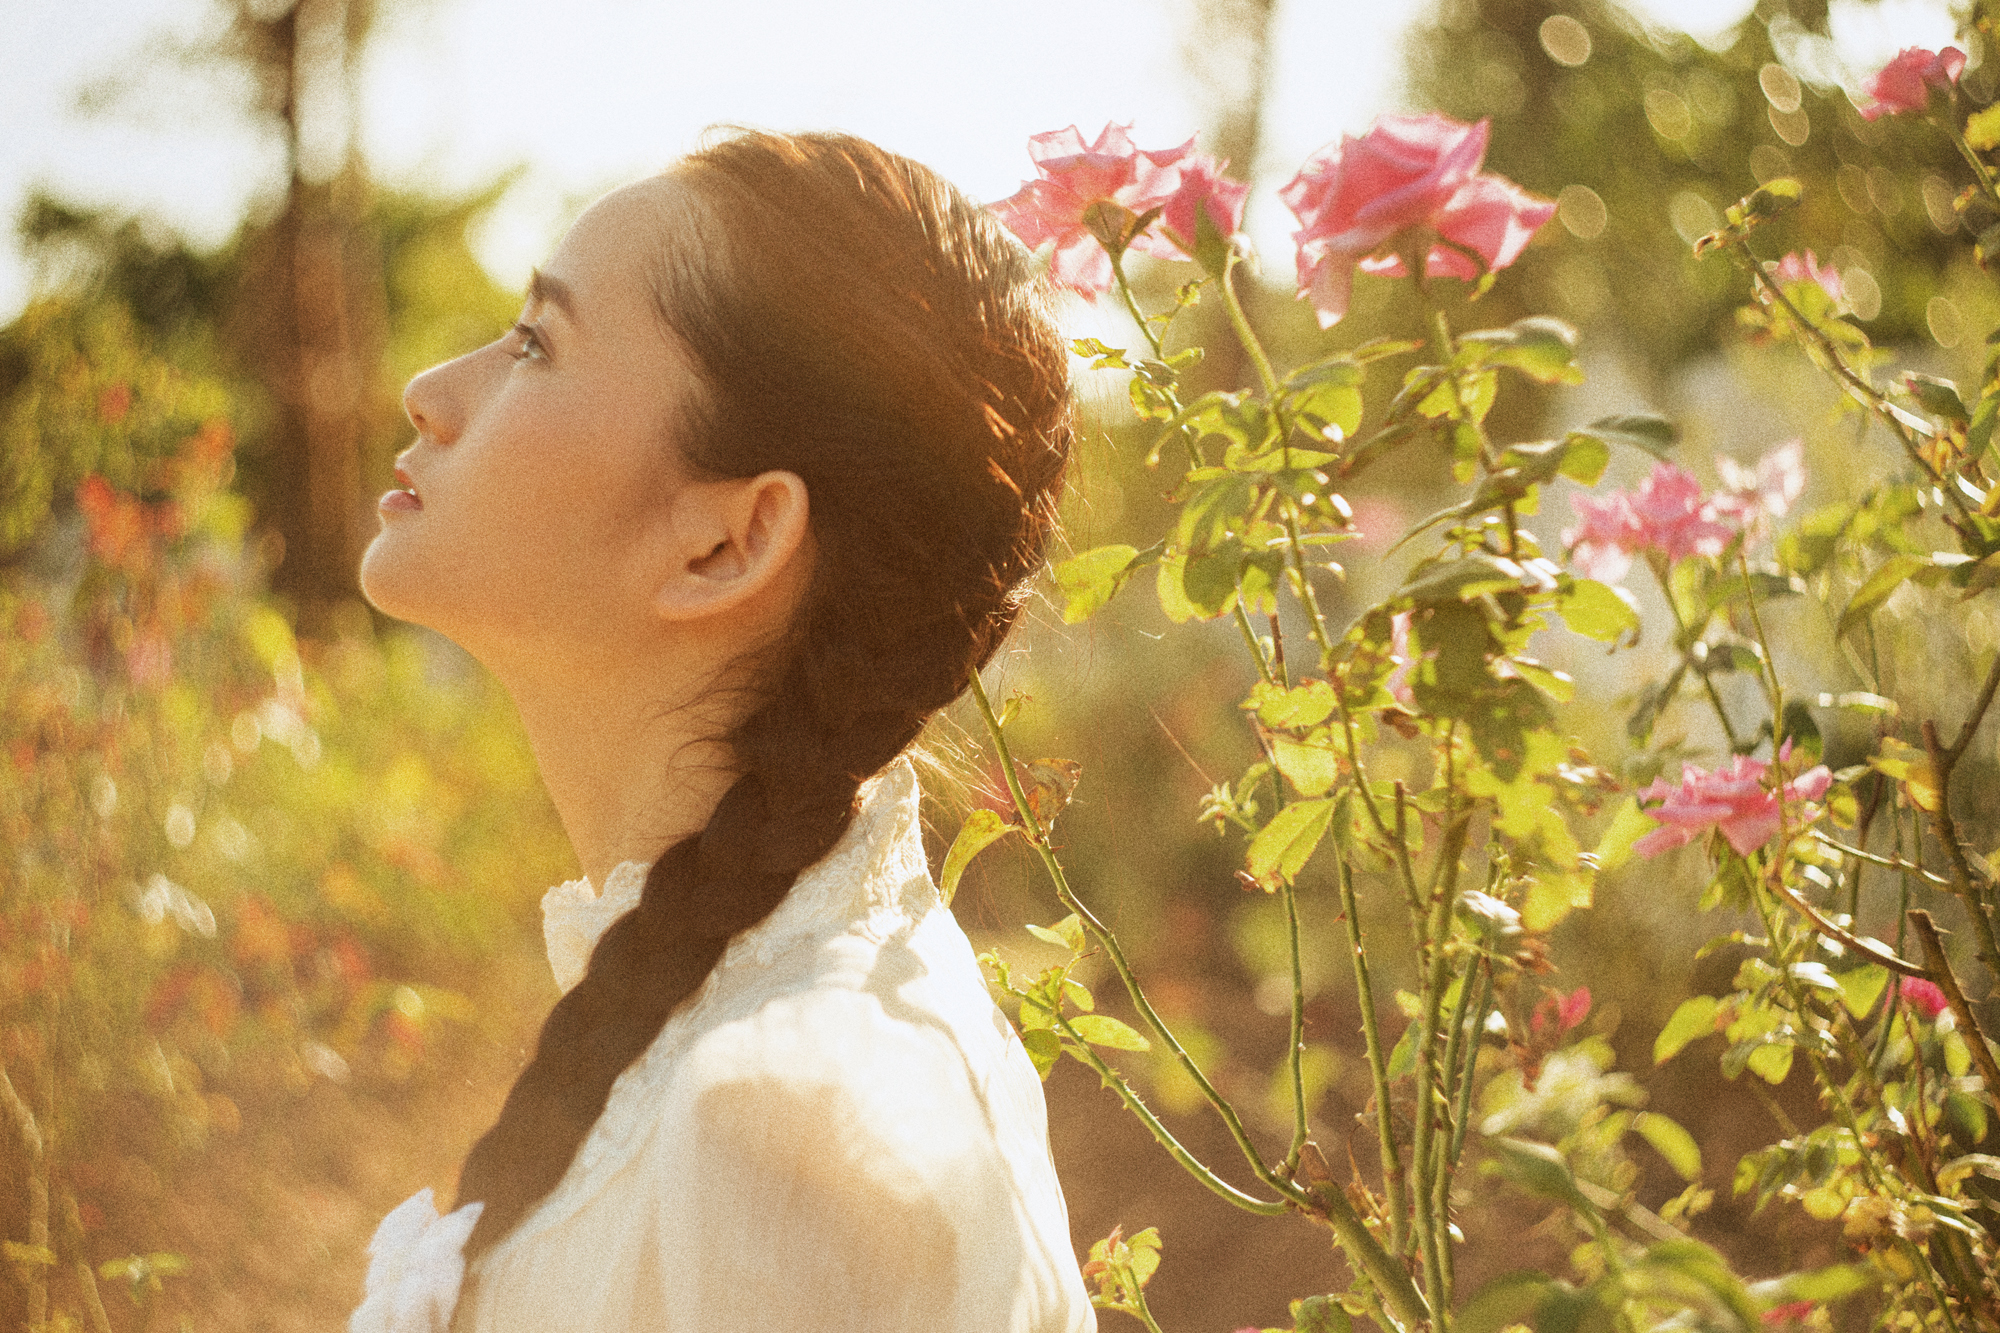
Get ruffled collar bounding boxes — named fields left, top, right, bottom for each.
left=356, top=758, right=935, bottom=1331
left=539, top=757, right=930, bottom=995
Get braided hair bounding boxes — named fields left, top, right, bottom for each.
left=450, top=131, right=1073, bottom=1259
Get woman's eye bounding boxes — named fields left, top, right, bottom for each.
left=507, top=322, right=549, bottom=362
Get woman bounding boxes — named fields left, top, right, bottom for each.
left=349, top=131, right=1092, bottom=1332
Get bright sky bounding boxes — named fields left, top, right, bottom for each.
left=0, top=0, right=1956, bottom=324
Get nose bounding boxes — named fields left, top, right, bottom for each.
left=402, top=350, right=476, bottom=445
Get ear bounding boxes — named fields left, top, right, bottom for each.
left=651, top=470, right=812, bottom=624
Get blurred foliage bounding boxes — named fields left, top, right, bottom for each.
left=0, top=187, right=569, bottom=1330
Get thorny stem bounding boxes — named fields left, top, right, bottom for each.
left=1816, top=834, right=1953, bottom=889
left=1041, top=1005, right=1286, bottom=1215
left=973, top=664, right=1431, bottom=1331
left=61, top=1194, right=110, bottom=1333
left=1282, top=877, right=1311, bottom=1174
left=0, top=1061, right=47, bottom=1333
left=1942, top=115, right=2000, bottom=215
left=1411, top=814, right=1469, bottom=1320
left=1739, top=247, right=1979, bottom=531
left=1113, top=256, right=1167, bottom=362
left=1340, top=856, right=1408, bottom=1256
left=1908, top=910, right=2000, bottom=1110
left=1650, top=557, right=1744, bottom=751
left=1921, top=719, right=2000, bottom=984
left=1235, top=603, right=1276, bottom=685
left=1220, top=253, right=1282, bottom=400
left=1448, top=959, right=1494, bottom=1167
left=971, top=673, right=1299, bottom=1205
left=1754, top=888, right=1973, bottom=1332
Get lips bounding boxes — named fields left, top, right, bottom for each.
left=380, top=466, right=423, bottom=514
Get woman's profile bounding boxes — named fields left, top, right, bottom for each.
left=347, top=130, right=1093, bottom=1332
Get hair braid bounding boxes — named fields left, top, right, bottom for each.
left=451, top=130, right=1071, bottom=1260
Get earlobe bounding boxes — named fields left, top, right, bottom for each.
left=651, top=471, right=811, bottom=624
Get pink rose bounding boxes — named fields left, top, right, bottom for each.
left=1712, top=440, right=1806, bottom=532
left=1769, top=250, right=1844, bottom=307
left=1563, top=462, right=1737, bottom=583
left=1633, top=751, right=1832, bottom=859
left=1899, top=977, right=1950, bottom=1020
left=1134, top=152, right=1251, bottom=262
left=1279, top=113, right=1554, bottom=327
left=991, top=124, right=1192, bottom=296
left=1857, top=46, right=1966, bottom=120
left=1385, top=609, right=1419, bottom=707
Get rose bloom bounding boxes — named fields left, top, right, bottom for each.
left=1857, top=46, right=1965, bottom=119
left=1136, top=153, right=1250, bottom=261
left=1899, top=976, right=1950, bottom=1021
left=1769, top=250, right=1844, bottom=307
left=1564, top=462, right=1736, bottom=583
left=1712, top=439, right=1806, bottom=532
left=990, top=124, right=1190, bottom=296
left=1279, top=113, right=1554, bottom=327
left=1633, top=751, right=1832, bottom=859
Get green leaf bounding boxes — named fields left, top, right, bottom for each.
left=1746, top=1041, right=1794, bottom=1084
left=1487, top=1137, right=1596, bottom=1214
left=1125, top=1226, right=1163, bottom=1286
left=1557, top=431, right=1611, bottom=485
left=4, top=1242, right=55, bottom=1268
left=1025, top=912, right=1084, bottom=954
left=1838, top=553, right=1930, bottom=637
left=1020, top=1028, right=1060, bottom=1080
left=1247, top=679, right=1338, bottom=730
left=1836, top=964, right=1888, bottom=1020
left=941, top=809, right=1018, bottom=905
left=1290, top=1295, right=1353, bottom=1333
left=1053, top=543, right=1145, bottom=624
left=1245, top=798, right=1336, bottom=886
left=1592, top=797, right=1657, bottom=874
left=1459, top=316, right=1584, bottom=385
left=1575, top=413, right=1678, bottom=458
left=1703, top=569, right=1804, bottom=619
left=1387, top=1021, right=1418, bottom=1079
left=1272, top=737, right=1343, bottom=798
left=1634, top=1110, right=1703, bottom=1181
left=1459, top=1272, right=1564, bottom=1333
left=1629, top=1238, right=1759, bottom=1332
left=1761, top=1263, right=1875, bottom=1305
left=1968, top=104, right=2000, bottom=153
left=1656, top=995, right=1721, bottom=1064
left=1557, top=578, right=1641, bottom=643
left=1070, top=1014, right=1151, bottom=1051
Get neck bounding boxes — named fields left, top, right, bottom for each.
left=498, top=647, right=743, bottom=891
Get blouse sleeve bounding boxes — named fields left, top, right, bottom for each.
left=640, top=989, right=1035, bottom=1333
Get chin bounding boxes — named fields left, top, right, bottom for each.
left=358, top=529, right=428, bottom=625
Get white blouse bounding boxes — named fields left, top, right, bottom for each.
left=351, top=760, right=1096, bottom=1333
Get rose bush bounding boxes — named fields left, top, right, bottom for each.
left=974, top=28, right=2000, bottom=1330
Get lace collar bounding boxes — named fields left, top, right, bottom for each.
left=541, top=757, right=932, bottom=994
left=355, top=759, right=936, bottom=1330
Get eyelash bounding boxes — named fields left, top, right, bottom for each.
left=507, top=322, right=549, bottom=362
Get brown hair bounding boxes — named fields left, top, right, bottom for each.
left=450, top=130, right=1072, bottom=1257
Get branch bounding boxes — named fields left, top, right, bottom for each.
left=1909, top=910, right=2000, bottom=1109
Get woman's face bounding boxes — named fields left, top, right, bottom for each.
left=360, top=178, right=701, bottom=665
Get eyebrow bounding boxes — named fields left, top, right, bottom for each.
left=527, top=268, right=578, bottom=320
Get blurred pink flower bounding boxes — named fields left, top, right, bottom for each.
left=1386, top=610, right=1417, bottom=707
left=1899, top=976, right=1950, bottom=1020
left=1763, top=1301, right=1817, bottom=1327
left=1857, top=46, right=1965, bottom=119
left=1279, top=113, right=1554, bottom=327
left=991, top=124, right=1191, bottom=296
left=1713, top=439, right=1806, bottom=532
left=1634, top=751, right=1832, bottom=859
left=1769, top=250, right=1844, bottom=306
left=1564, top=463, right=1736, bottom=583
left=1136, top=153, right=1251, bottom=261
